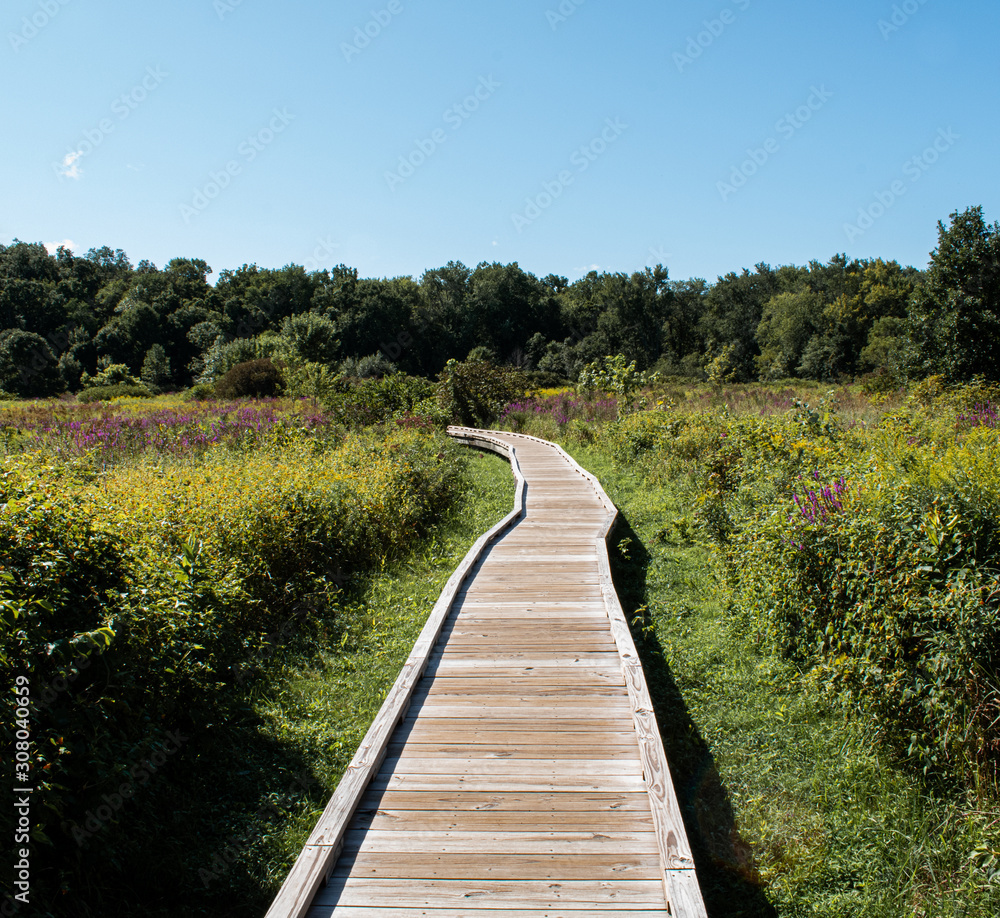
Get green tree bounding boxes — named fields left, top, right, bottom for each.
left=577, top=354, right=657, bottom=419
left=0, top=329, right=64, bottom=396
left=418, top=261, right=473, bottom=369
left=465, top=262, right=560, bottom=363
left=755, top=290, right=825, bottom=379
left=908, top=206, right=1000, bottom=380
left=280, top=312, right=340, bottom=364
left=700, top=264, right=782, bottom=381
left=141, top=344, right=172, bottom=391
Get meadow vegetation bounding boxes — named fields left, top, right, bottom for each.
left=503, top=376, right=1000, bottom=917
left=0, top=393, right=513, bottom=916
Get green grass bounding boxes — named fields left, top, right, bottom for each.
left=562, top=442, right=999, bottom=918
left=62, top=447, right=515, bottom=918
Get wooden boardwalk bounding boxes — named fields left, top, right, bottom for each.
left=266, top=429, right=705, bottom=918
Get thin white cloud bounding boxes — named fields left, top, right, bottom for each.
left=45, top=239, right=76, bottom=254
left=59, top=151, right=84, bottom=179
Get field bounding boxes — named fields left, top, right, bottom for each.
left=3, top=378, right=999, bottom=917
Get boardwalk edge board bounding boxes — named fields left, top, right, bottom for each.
left=265, top=432, right=527, bottom=918
left=265, top=427, right=706, bottom=917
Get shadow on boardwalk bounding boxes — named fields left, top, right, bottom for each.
left=609, top=513, right=778, bottom=918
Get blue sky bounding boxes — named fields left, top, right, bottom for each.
left=2, top=0, right=997, bottom=284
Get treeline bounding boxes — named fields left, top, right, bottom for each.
left=2, top=206, right=997, bottom=397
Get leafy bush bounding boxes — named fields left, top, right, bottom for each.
left=524, top=369, right=571, bottom=388
left=436, top=357, right=527, bottom=427
left=320, top=373, right=435, bottom=428
left=340, top=352, right=398, bottom=379
left=535, top=383, right=1000, bottom=789
left=181, top=382, right=216, bottom=401
left=577, top=354, right=658, bottom=419
left=214, top=358, right=285, bottom=399
left=0, top=425, right=464, bottom=889
left=196, top=334, right=282, bottom=383
left=77, top=383, right=152, bottom=402
left=81, top=362, right=144, bottom=389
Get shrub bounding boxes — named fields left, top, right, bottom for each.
left=0, top=426, right=464, bottom=887
left=0, top=329, right=65, bottom=397
left=77, top=383, right=153, bottom=402
left=339, top=352, right=397, bottom=379
left=724, top=408, right=1000, bottom=787
left=578, top=354, right=658, bottom=419
left=181, top=382, right=216, bottom=401
left=321, top=373, right=435, bottom=428
left=574, top=382, right=1000, bottom=789
left=436, top=357, right=527, bottom=427
left=214, top=358, right=285, bottom=399
left=524, top=369, right=570, bottom=388
left=81, top=362, right=144, bottom=389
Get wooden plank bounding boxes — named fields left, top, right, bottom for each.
left=342, top=829, right=662, bottom=855
left=410, top=680, right=626, bottom=694
left=387, top=745, right=637, bottom=760
left=438, top=641, right=619, bottom=651
left=399, top=708, right=628, bottom=721
left=411, top=698, right=633, bottom=711
left=307, top=908, right=669, bottom=918
left=442, top=624, right=613, bottom=634
left=350, top=809, right=656, bottom=831
left=390, top=732, right=639, bottom=747
left=381, top=757, right=643, bottom=777
left=366, top=774, right=650, bottom=793
left=332, top=851, right=663, bottom=880
left=356, top=791, right=654, bottom=813
left=401, top=717, right=631, bottom=729
left=315, top=878, right=666, bottom=908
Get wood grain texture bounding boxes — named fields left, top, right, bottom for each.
left=265, top=428, right=705, bottom=918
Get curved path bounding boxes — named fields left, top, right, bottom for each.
left=266, top=429, right=705, bottom=918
